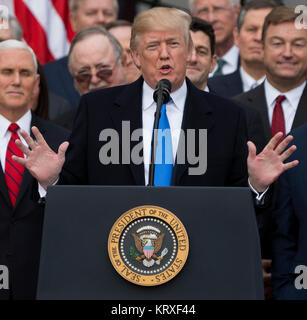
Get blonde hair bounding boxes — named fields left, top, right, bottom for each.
left=130, top=7, right=192, bottom=52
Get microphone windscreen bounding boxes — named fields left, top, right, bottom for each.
left=153, top=79, right=172, bottom=103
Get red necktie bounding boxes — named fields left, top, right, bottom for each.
left=5, top=123, right=24, bottom=206
left=271, top=95, right=286, bottom=140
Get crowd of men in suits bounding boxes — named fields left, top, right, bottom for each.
left=0, top=0, right=307, bottom=300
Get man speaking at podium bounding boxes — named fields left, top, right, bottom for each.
left=13, top=8, right=297, bottom=203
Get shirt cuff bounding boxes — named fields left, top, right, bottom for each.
left=38, top=178, right=59, bottom=198
left=248, top=178, right=269, bottom=204
left=38, top=183, right=47, bottom=198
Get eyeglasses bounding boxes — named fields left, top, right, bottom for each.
left=74, top=68, right=113, bottom=84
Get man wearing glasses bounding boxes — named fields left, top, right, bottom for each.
left=190, top=0, right=241, bottom=76
left=54, top=26, right=126, bottom=130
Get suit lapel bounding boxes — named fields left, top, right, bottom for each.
left=110, top=78, right=145, bottom=185
left=247, top=84, right=271, bottom=141
left=0, top=165, right=12, bottom=209
left=14, top=113, right=45, bottom=212
left=231, top=70, right=244, bottom=96
left=292, top=84, right=307, bottom=130
left=172, top=79, right=214, bottom=185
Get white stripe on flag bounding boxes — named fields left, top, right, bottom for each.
left=22, top=0, right=70, bottom=59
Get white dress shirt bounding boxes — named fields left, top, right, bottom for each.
left=0, top=110, right=46, bottom=197
left=142, top=80, right=186, bottom=185
left=240, top=67, right=265, bottom=92
left=265, top=80, right=306, bottom=134
left=209, top=45, right=239, bottom=77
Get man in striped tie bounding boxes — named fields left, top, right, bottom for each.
left=0, top=40, right=69, bottom=300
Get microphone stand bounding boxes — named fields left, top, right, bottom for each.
left=148, top=92, right=164, bottom=186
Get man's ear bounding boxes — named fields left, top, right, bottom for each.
left=34, top=74, right=40, bottom=93
left=210, top=54, right=217, bottom=73
left=234, top=27, right=239, bottom=47
left=121, top=52, right=128, bottom=68
left=131, top=48, right=141, bottom=70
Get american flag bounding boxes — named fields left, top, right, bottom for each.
left=1, top=0, right=75, bottom=64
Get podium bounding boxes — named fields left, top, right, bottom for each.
left=37, top=186, right=264, bottom=300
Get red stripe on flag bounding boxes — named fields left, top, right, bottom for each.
left=51, top=0, right=75, bottom=42
left=14, top=0, right=55, bottom=64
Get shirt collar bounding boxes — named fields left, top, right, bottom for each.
left=265, top=79, right=307, bottom=107
left=142, top=79, right=187, bottom=114
left=240, top=66, right=265, bottom=90
left=222, top=45, right=239, bottom=68
left=0, top=110, right=32, bottom=138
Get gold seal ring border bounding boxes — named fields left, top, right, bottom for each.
left=108, top=205, right=189, bottom=286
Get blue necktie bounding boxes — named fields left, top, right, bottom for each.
left=153, top=99, right=173, bottom=186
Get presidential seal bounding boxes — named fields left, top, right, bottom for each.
left=108, top=206, right=189, bottom=286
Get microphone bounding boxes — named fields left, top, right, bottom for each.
left=148, top=79, right=172, bottom=186
left=153, top=79, right=172, bottom=105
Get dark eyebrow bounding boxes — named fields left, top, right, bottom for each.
left=270, top=36, right=284, bottom=41
left=196, top=45, right=209, bottom=50
left=95, top=63, right=111, bottom=69
left=78, top=66, right=91, bottom=73
left=293, top=38, right=307, bottom=42
left=20, top=68, right=33, bottom=73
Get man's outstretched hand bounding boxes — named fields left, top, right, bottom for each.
left=12, top=126, right=69, bottom=190
left=248, top=132, right=298, bottom=193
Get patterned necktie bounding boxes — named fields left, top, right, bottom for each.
left=213, top=59, right=226, bottom=76
left=153, top=99, right=173, bottom=186
left=5, top=123, right=24, bottom=206
left=271, top=95, right=286, bottom=140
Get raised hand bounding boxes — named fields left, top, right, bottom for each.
left=248, top=132, right=299, bottom=193
left=12, top=126, right=69, bottom=190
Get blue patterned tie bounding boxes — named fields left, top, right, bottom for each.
left=213, top=58, right=226, bottom=76
left=153, top=99, right=173, bottom=186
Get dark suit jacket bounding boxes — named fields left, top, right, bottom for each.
left=272, top=124, right=307, bottom=299
left=208, top=69, right=244, bottom=98
left=53, top=107, right=78, bottom=130
left=59, top=77, right=249, bottom=189
left=234, top=82, right=307, bottom=142
left=0, top=114, right=69, bottom=300
left=43, top=56, right=80, bottom=109
left=207, top=88, right=266, bottom=153
left=234, top=82, right=307, bottom=259
left=48, top=92, right=72, bottom=120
